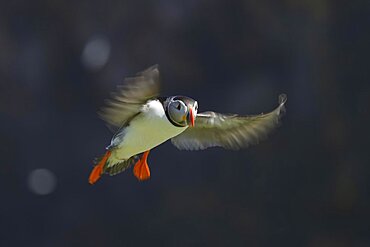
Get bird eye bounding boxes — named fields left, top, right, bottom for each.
left=176, top=103, right=181, bottom=110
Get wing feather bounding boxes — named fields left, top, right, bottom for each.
left=171, top=94, right=287, bottom=150
left=98, top=65, right=160, bottom=130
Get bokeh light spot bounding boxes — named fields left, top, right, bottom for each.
left=28, top=169, right=57, bottom=195
left=81, top=36, right=111, bottom=71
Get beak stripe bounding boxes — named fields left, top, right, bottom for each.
left=189, top=108, right=195, bottom=127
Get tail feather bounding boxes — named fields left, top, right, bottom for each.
left=89, top=151, right=111, bottom=184
left=105, top=155, right=138, bottom=176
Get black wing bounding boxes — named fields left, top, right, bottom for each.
left=171, top=94, right=287, bottom=150
left=98, top=65, right=160, bottom=131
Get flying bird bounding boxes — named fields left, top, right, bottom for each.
left=89, top=65, right=287, bottom=184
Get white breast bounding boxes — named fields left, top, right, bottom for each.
left=112, top=100, right=187, bottom=160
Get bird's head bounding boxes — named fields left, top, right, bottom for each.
left=167, top=96, right=198, bottom=127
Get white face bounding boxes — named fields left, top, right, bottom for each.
left=168, top=100, right=188, bottom=126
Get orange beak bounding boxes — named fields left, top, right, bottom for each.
left=188, top=108, right=195, bottom=127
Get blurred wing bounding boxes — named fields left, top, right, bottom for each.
left=98, top=65, right=160, bottom=130
left=171, top=94, right=287, bottom=150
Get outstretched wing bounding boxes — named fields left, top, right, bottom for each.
left=171, top=94, right=287, bottom=150
left=98, top=65, right=161, bottom=130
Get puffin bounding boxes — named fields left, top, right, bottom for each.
left=89, top=65, right=287, bottom=184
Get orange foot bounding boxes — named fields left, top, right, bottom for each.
left=133, top=150, right=151, bottom=181
left=89, top=150, right=111, bottom=184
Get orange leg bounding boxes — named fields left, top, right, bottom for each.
left=133, top=150, right=151, bottom=181
left=89, top=150, right=111, bottom=185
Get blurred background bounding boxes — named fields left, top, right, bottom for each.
left=0, top=0, right=369, bottom=246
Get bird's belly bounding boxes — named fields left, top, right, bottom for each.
left=115, top=115, right=186, bottom=159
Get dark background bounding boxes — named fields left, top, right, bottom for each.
left=1, top=0, right=369, bottom=246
